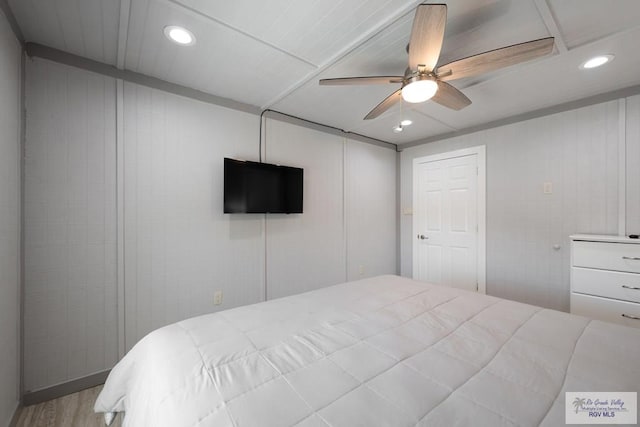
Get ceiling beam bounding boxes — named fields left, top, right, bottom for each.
left=25, top=42, right=261, bottom=115
left=24, top=42, right=396, bottom=150
left=401, top=82, right=640, bottom=149
left=534, top=0, right=568, bottom=53
left=261, top=1, right=424, bottom=110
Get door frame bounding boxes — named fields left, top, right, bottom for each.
left=412, top=145, right=486, bottom=293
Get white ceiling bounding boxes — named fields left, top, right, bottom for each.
left=9, top=0, right=640, bottom=145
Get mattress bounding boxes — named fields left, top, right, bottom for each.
left=95, top=275, right=640, bottom=426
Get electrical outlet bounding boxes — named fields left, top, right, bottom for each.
left=543, top=182, right=553, bottom=194
left=213, top=290, right=223, bottom=305
left=358, top=265, right=365, bottom=276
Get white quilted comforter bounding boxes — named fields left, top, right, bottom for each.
left=95, top=275, right=640, bottom=426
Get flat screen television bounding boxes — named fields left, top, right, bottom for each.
left=224, top=158, right=303, bottom=214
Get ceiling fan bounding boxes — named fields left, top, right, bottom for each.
left=319, top=3, right=555, bottom=120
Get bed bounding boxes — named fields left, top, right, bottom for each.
left=95, top=275, right=640, bottom=426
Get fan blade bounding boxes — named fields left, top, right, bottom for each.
left=364, top=89, right=402, bottom=120
left=319, top=76, right=403, bottom=86
left=408, top=4, right=447, bottom=72
left=436, top=37, right=554, bottom=81
left=431, top=81, right=471, bottom=110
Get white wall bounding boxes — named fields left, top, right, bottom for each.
left=346, top=139, right=397, bottom=281
left=0, top=9, right=21, bottom=426
left=24, top=60, right=398, bottom=389
left=401, top=99, right=633, bottom=311
left=264, top=120, right=346, bottom=299
left=124, top=92, right=399, bottom=344
left=122, top=83, right=264, bottom=349
left=262, top=122, right=397, bottom=298
left=24, top=59, right=118, bottom=392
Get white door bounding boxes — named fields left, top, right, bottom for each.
left=413, top=153, right=480, bottom=292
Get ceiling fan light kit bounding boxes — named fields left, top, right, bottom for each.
left=401, top=76, right=438, bottom=103
left=319, top=3, right=555, bottom=123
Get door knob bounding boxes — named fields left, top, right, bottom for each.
left=417, top=234, right=428, bottom=240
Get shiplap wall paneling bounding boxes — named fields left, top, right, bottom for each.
left=8, top=0, right=121, bottom=65
left=401, top=101, right=620, bottom=311
left=346, top=139, right=396, bottom=281
left=627, top=94, right=640, bottom=234
left=0, top=10, right=21, bottom=425
left=264, top=119, right=346, bottom=299
left=24, top=58, right=118, bottom=391
left=123, top=83, right=263, bottom=350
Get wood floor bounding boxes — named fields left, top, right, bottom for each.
left=15, top=385, right=122, bottom=427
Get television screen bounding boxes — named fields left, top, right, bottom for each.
left=224, top=158, right=303, bottom=214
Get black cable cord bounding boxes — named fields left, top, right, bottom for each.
left=258, top=109, right=270, bottom=162
left=258, top=109, right=399, bottom=156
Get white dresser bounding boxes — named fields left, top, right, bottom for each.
left=570, top=234, right=640, bottom=329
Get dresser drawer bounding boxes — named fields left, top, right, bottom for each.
left=572, top=241, right=640, bottom=273
left=572, top=267, right=640, bottom=303
left=571, top=293, right=640, bottom=329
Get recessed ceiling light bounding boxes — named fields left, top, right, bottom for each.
left=400, top=119, right=413, bottom=126
left=164, top=26, right=196, bottom=46
left=392, top=124, right=404, bottom=133
left=580, top=54, right=614, bottom=69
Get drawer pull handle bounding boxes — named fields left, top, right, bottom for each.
left=622, top=285, right=640, bottom=290
left=622, top=256, right=640, bottom=261
left=621, top=314, right=640, bottom=321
